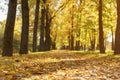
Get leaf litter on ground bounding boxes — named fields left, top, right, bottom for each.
left=0, top=50, right=120, bottom=80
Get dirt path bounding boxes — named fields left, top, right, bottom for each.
left=0, top=50, right=120, bottom=80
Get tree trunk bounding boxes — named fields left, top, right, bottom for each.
left=75, top=40, right=80, bottom=50
left=68, top=32, right=71, bottom=49
left=99, top=0, right=105, bottom=53
left=111, top=27, right=114, bottom=50
left=44, top=5, right=52, bottom=51
left=52, top=42, right=56, bottom=49
left=90, top=29, right=96, bottom=51
left=38, top=1, right=45, bottom=51
left=52, top=35, right=57, bottom=50
left=32, top=0, right=40, bottom=52
left=70, top=34, right=74, bottom=50
left=2, top=0, right=17, bottom=56
left=70, top=5, right=74, bottom=50
left=19, top=0, right=29, bottom=54
left=114, top=0, right=120, bottom=54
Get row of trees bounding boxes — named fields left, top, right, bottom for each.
left=3, top=0, right=30, bottom=56
left=1, top=0, right=120, bottom=56
left=2, top=0, right=68, bottom=56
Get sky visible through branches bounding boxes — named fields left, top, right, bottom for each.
left=0, top=0, right=8, bottom=21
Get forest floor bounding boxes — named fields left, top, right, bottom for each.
left=0, top=50, right=120, bottom=80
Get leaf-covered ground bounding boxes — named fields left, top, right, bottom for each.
left=0, top=50, right=120, bottom=80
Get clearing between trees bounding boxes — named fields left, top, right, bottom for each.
left=0, top=50, right=120, bottom=80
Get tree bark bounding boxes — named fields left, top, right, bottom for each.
left=45, top=6, right=52, bottom=51
left=51, top=34, right=57, bottom=50
left=19, top=0, right=29, bottom=54
left=111, top=27, right=114, bottom=50
left=99, top=0, right=105, bottom=53
left=38, top=0, right=46, bottom=51
left=70, top=5, right=74, bottom=50
left=90, top=29, right=96, bottom=51
left=2, top=0, right=17, bottom=56
left=114, top=0, right=120, bottom=54
left=38, top=8, right=45, bottom=51
left=32, top=0, right=40, bottom=52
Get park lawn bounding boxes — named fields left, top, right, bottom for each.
left=0, top=50, right=120, bottom=80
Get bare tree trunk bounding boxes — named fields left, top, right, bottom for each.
left=70, top=5, right=74, bottom=50
left=52, top=34, right=57, bottom=50
left=99, top=0, right=105, bottom=53
left=68, top=32, right=71, bottom=49
left=38, top=0, right=45, bottom=51
left=32, top=0, right=40, bottom=52
left=111, top=27, right=114, bottom=50
left=2, top=0, right=17, bottom=56
left=20, top=0, right=29, bottom=54
left=114, top=0, right=120, bottom=54
left=90, top=29, right=96, bottom=51
left=44, top=4, right=52, bottom=51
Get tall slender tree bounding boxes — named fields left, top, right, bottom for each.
left=99, top=0, right=105, bottom=53
left=114, top=0, right=120, bottom=54
left=19, top=0, right=29, bottom=54
left=45, top=3, right=52, bottom=51
left=38, top=0, right=45, bottom=51
left=32, top=0, right=40, bottom=52
left=2, top=0, right=17, bottom=56
left=70, top=5, right=74, bottom=50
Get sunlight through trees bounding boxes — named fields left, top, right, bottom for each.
left=0, top=0, right=119, bottom=56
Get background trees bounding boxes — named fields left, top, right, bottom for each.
left=0, top=0, right=119, bottom=56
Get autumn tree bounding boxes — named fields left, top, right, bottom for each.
left=114, top=0, right=120, bottom=54
left=39, top=0, right=69, bottom=51
left=99, top=0, right=105, bottom=53
left=32, top=0, right=40, bottom=52
left=2, top=0, right=17, bottom=56
left=19, top=0, right=29, bottom=54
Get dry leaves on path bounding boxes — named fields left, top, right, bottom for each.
left=0, top=50, right=120, bottom=80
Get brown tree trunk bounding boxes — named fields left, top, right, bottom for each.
left=99, top=0, right=105, bottom=53
left=52, top=34, right=57, bottom=50
left=70, top=5, right=74, bottom=50
left=114, top=0, right=120, bottom=54
left=19, top=0, right=29, bottom=54
left=75, top=40, right=80, bottom=50
left=68, top=32, right=71, bottom=49
left=32, top=0, right=40, bottom=52
left=38, top=0, right=45, bottom=51
left=2, top=0, right=17, bottom=56
left=90, top=29, right=96, bottom=51
left=111, top=27, right=114, bottom=50
left=45, top=6, right=52, bottom=51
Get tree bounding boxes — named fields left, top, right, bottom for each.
left=99, top=0, right=105, bottom=53
left=32, top=0, right=40, bottom=52
left=114, top=0, right=120, bottom=54
left=45, top=2, right=52, bottom=51
left=19, top=0, right=29, bottom=54
left=69, top=5, right=75, bottom=50
left=2, top=0, right=17, bottom=56
left=38, top=0, right=46, bottom=51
